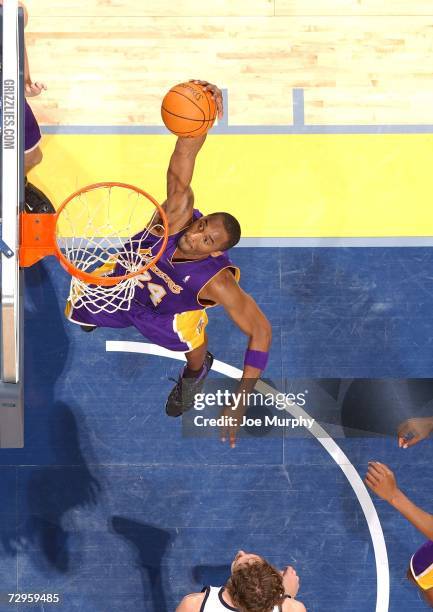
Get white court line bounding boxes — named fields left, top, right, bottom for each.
left=106, top=340, right=390, bottom=612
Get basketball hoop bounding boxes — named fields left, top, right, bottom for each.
left=20, top=182, right=169, bottom=313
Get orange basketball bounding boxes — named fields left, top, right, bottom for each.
left=161, top=82, right=217, bottom=137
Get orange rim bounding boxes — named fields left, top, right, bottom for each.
left=54, top=182, right=168, bottom=287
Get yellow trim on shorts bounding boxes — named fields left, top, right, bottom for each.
left=65, top=277, right=87, bottom=314
left=64, top=299, right=85, bottom=325
left=411, top=557, right=433, bottom=591
left=92, top=260, right=118, bottom=276
left=65, top=300, right=72, bottom=319
left=173, top=309, right=208, bottom=352
left=64, top=260, right=116, bottom=316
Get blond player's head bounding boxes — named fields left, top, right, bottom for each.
left=226, top=550, right=285, bottom=612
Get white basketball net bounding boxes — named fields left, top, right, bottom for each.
left=57, top=185, right=166, bottom=314
left=69, top=274, right=140, bottom=315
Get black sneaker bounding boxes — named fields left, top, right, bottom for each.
left=80, top=324, right=97, bottom=333
left=166, top=351, right=214, bottom=417
left=24, top=179, right=56, bottom=214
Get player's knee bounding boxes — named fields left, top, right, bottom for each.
left=32, top=146, right=43, bottom=166
left=406, top=566, right=417, bottom=585
left=424, top=588, right=433, bottom=606
left=25, top=146, right=43, bottom=172
left=407, top=566, right=433, bottom=606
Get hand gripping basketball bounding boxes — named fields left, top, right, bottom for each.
left=161, top=80, right=219, bottom=137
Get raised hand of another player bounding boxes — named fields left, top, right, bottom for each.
left=189, top=79, right=224, bottom=119
left=364, top=461, right=399, bottom=504
left=25, top=80, right=47, bottom=98
left=281, top=565, right=300, bottom=599
left=397, top=417, right=433, bottom=448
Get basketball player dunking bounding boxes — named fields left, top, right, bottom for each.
left=66, top=81, right=272, bottom=445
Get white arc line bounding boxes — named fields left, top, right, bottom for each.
left=106, top=340, right=390, bottom=612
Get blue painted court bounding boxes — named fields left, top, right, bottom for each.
left=0, top=247, right=432, bottom=611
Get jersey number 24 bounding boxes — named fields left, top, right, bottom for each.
left=138, top=271, right=167, bottom=306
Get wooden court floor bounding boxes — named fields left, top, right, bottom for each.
left=26, top=0, right=433, bottom=127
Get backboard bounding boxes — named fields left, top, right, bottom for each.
left=0, top=0, right=25, bottom=447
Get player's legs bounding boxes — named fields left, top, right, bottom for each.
left=24, top=178, right=55, bottom=213
left=424, top=588, right=433, bottom=606
left=166, top=347, right=214, bottom=417
left=24, top=145, right=42, bottom=173
left=65, top=300, right=132, bottom=330
left=103, top=304, right=214, bottom=416
left=24, top=101, right=55, bottom=213
left=423, top=589, right=433, bottom=608
left=184, top=333, right=208, bottom=374
left=408, top=542, right=433, bottom=608
left=166, top=330, right=213, bottom=417
left=67, top=299, right=214, bottom=416
left=130, top=308, right=215, bottom=416
left=407, top=568, right=433, bottom=607
left=130, top=308, right=208, bottom=351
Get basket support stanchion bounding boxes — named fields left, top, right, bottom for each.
left=19, top=213, right=57, bottom=267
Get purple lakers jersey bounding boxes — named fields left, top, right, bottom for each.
left=118, top=210, right=240, bottom=316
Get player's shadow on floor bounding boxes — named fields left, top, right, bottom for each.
left=24, top=261, right=72, bottom=402
left=111, top=517, right=173, bottom=612
left=193, top=565, right=231, bottom=589
left=1, top=262, right=101, bottom=573
left=1, top=402, right=101, bottom=573
left=340, top=379, right=433, bottom=437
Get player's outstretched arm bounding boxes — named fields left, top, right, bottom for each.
left=164, top=134, right=207, bottom=229
left=365, top=461, right=433, bottom=541
left=203, top=270, right=272, bottom=379
left=163, top=81, right=223, bottom=232
left=282, top=567, right=307, bottom=611
left=202, top=270, right=272, bottom=446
